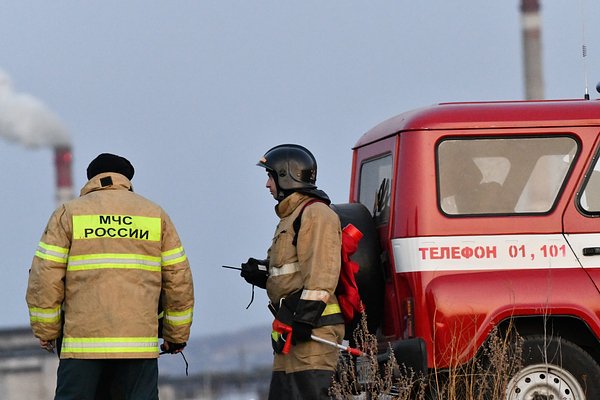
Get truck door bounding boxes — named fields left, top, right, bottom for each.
left=351, top=136, right=400, bottom=337
left=563, top=131, right=600, bottom=293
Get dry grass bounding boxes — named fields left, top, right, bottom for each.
left=330, top=314, right=523, bottom=400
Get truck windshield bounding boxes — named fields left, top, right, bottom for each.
left=437, top=136, right=578, bottom=215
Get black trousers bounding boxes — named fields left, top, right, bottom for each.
left=54, top=358, right=158, bottom=400
left=268, top=370, right=335, bottom=400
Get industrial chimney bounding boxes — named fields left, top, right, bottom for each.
left=0, top=69, right=74, bottom=206
left=520, top=0, right=545, bottom=100
left=54, top=146, right=74, bottom=206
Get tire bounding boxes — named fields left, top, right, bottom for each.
left=506, top=335, right=600, bottom=400
left=330, top=203, right=385, bottom=335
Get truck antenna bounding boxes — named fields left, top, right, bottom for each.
left=580, top=0, right=590, bottom=99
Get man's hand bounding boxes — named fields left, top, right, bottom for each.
left=39, top=338, right=56, bottom=353
left=291, top=321, right=313, bottom=345
left=240, top=258, right=269, bottom=288
left=160, top=341, right=187, bottom=354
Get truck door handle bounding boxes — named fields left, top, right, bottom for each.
left=583, top=247, right=600, bottom=256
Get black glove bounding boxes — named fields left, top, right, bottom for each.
left=240, top=258, right=269, bottom=289
left=291, top=298, right=327, bottom=345
left=291, top=321, right=313, bottom=344
left=160, top=341, right=187, bottom=354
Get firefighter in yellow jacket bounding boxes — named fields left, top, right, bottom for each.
left=26, top=153, right=194, bottom=400
left=241, top=144, right=344, bottom=400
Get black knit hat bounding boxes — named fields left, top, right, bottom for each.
left=86, top=153, right=135, bottom=180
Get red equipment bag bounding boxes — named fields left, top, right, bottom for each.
left=338, top=223, right=364, bottom=322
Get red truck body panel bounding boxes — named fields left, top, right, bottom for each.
left=351, top=100, right=600, bottom=368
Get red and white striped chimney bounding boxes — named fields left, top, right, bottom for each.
left=54, top=146, right=74, bottom=206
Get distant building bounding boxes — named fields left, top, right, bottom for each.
left=0, top=327, right=58, bottom=400
left=0, top=326, right=272, bottom=400
left=159, top=367, right=271, bottom=400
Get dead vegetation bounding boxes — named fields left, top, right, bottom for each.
left=330, top=314, right=523, bottom=400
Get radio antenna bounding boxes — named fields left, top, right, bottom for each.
left=580, top=0, right=590, bottom=99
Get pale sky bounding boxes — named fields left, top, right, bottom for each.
left=1, top=1, right=598, bottom=338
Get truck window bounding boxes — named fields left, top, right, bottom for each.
left=359, top=154, right=392, bottom=225
left=437, top=136, right=578, bottom=215
left=579, top=151, right=600, bottom=213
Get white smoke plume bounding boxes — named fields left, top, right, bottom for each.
left=0, top=69, right=70, bottom=148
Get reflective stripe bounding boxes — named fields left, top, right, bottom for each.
left=322, top=303, right=341, bottom=316
left=162, top=246, right=187, bottom=266
left=61, top=337, right=158, bottom=354
left=67, top=253, right=161, bottom=272
left=271, top=331, right=281, bottom=341
left=301, top=289, right=329, bottom=302
left=72, top=215, right=161, bottom=241
left=35, top=242, right=69, bottom=264
left=269, top=262, right=300, bottom=277
left=164, top=308, right=193, bottom=326
left=28, top=305, right=61, bottom=323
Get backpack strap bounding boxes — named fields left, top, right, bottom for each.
left=292, top=199, right=325, bottom=247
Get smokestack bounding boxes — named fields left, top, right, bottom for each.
left=54, top=146, right=74, bottom=205
left=0, top=69, right=74, bottom=206
left=520, top=0, right=545, bottom=100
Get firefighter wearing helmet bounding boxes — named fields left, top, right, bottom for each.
left=241, top=144, right=344, bottom=399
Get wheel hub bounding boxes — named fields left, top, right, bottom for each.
left=506, top=364, right=585, bottom=400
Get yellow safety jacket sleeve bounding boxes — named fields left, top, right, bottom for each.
left=295, top=202, right=342, bottom=301
left=266, top=194, right=343, bottom=322
left=26, top=205, right=71, bottom=341
left=160, top=211, right=194, bottom=344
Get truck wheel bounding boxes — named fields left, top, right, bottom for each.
left=506, top=335, right=600, bottom=400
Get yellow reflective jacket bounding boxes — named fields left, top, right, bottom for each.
left=267, top=192, right=342, bottom=320
left=26, top=172, right=194, bottom=359
left=267, top=192, right=344, bottom=373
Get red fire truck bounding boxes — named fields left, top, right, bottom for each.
left=347, top=99, right=600, bottom=399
